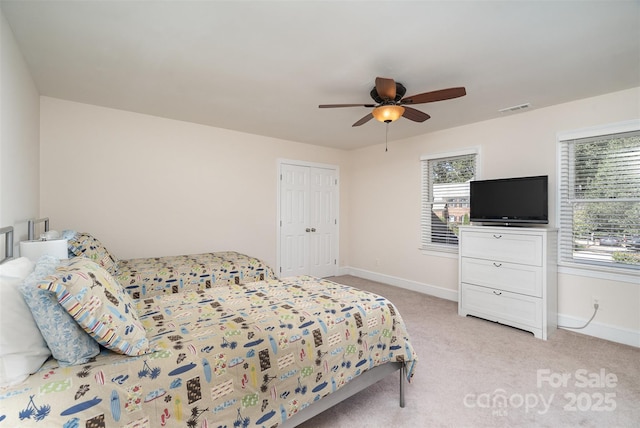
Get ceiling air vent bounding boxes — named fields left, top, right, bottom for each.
left=498, top=103, right=531, bottom=113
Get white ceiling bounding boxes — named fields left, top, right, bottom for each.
left=2, top=0, right=639, bottom=150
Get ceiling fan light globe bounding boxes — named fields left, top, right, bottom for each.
left=372, top=105, right=405, bottom=123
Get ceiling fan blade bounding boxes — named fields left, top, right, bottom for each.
left=319, top=103, right=376, bottom=108
left=401, top=87, right=466, bottom=105
left=375, top=77, right=396, bottom=100
left=352, top=113, right=374, bottom=127
left=402, top=106, right=431, bottom=122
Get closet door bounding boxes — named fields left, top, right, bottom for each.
left=279, top=163, right=338, bottom=278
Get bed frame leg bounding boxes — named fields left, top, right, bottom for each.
left=399, top=364, right=405, bottom=408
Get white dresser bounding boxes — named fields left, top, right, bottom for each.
left=458, top=226, right=558, bottom=339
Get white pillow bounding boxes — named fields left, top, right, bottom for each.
left=0, top=258, right=51, bottom=387
left=0, top=256, right=35, bottom=279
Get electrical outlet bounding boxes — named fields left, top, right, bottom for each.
left=374, top=258, right=380, bottom=267
left=592, top=296, right=600, bottom=309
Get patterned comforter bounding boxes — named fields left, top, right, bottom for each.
left=116, top=251, right=276, bottom=299
left=0, top=276, right=417, bottom=427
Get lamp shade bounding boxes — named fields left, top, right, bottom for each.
left=372, top=105, right=405, bottom=123
left=19, top=239, right=68, bottom=262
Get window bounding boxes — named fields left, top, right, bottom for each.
left=421, top=149, right=478, bottom=252
left=558, top=122, right=640, bottom=272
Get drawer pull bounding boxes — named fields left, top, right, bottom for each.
left=493, top=262, right=502, bottom=267
left=493, top=234, right=502, bottom=239
left=493, top=290, right=502, bottom=296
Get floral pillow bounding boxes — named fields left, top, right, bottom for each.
left=21, top=255, right=100, bottom=366
left=38, top=257, right=150, bottom=356
left=66, top=231, right=118, bottom=274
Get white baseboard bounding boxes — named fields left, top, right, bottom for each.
left=557, top=314, right=640, bottom=348
left=340, top=266, right=458, bottom=302
left=337, top=266, right=639, bottom=348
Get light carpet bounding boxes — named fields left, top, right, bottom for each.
left=296, top=275, right=640, bottom=428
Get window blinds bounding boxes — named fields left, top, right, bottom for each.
left=558, top=130, right=640, bottom=269
left=421, top=151, right=476, bottom=250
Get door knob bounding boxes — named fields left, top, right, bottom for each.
left=306, top=228, right=311, bottom=232
left=311, top=228, right=316, bottom=232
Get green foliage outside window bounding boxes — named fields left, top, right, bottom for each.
left=432, top=158, right=476, bottom=184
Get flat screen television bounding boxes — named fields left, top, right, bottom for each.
left=469, top=175, right=548, bottom=225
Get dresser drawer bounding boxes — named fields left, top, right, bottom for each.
left=460, top=257, right=542, bottom=297
left=460, top=283, right=542, bottom=329
left=460, top=230, right=543, bottom=266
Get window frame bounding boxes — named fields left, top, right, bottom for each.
left=420, top=147, right=480, bottom=255
left=556, top=119, right=640, bottom=282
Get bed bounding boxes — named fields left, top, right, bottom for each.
left=62, top=229, right=277, bottom=299
left=23, top=219, right=276, bottom=299
left=0, top=226, right=417, bottom=427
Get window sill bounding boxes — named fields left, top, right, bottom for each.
left=558, top=262, right=640, bottom=285
left=419, top=246, right=459, bottom=259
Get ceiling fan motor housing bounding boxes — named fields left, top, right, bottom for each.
left=370, top=82, right=407, bottom=103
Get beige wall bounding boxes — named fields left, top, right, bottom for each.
left=348, top=87, right=639, bottom=345
left=0, top=10, right=40, bottom=251
left=39, top=97, right=350, bottom=270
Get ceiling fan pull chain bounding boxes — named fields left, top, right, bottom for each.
left=385, top=122, right=389, bottom=152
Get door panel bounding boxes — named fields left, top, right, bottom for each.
left=309, top=167, right=336, bottom=278
left=280, top=165, right=309, bottom=277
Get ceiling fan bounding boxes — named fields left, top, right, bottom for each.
left=319, top=77, right=466, bottom=127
